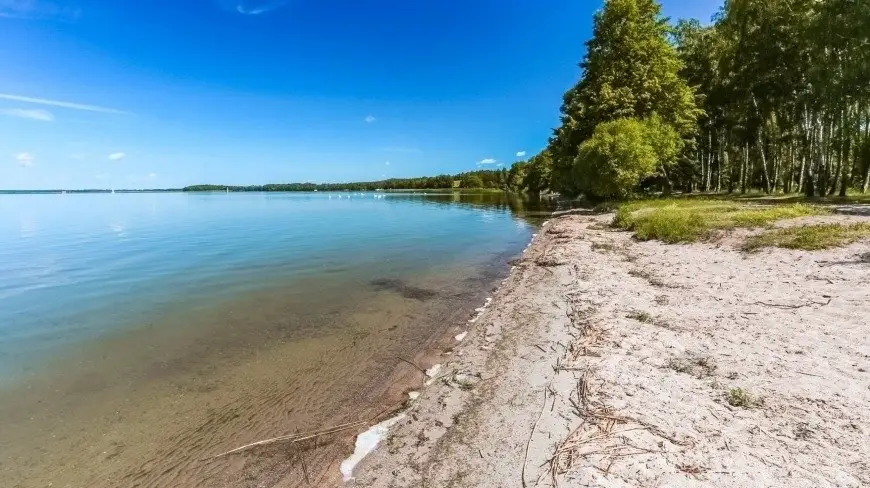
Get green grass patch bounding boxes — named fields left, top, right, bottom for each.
left=742, top=223, right=870, bottom=251
left=627, top=310, right=655, bottom=323
left=726, top=387, right=763, bottom=408
left=613, top=199, right=825, bottom=243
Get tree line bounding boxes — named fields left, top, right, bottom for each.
left=509, top=0, right=870, bottom=199
left=183, top=169, right=510, bottom=192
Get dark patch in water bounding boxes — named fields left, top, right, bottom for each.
left=369, top=278, right=438, bottom=301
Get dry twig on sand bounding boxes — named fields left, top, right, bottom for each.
left=209, top=402, right=404, bottom=459
left=522, top=387, right=549, bottom=488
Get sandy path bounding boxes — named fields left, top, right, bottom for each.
left=351, top=213, right=870, bottom=487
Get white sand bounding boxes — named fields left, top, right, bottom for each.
left=351, top=212, right=870, bottom=487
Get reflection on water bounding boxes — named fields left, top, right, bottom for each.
left=0, top=191, right=561, bottom=488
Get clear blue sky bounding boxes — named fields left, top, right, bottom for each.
left=0, top=0, right=721, bottom=189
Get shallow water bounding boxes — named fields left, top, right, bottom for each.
left=0, top=191, right=555, bottom=487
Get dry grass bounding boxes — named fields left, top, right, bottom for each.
left=743, top=223, right=870, bottom=251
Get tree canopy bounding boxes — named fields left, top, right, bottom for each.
left=509, top=0, right=870, bottom=199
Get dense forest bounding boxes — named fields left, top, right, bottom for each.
left=184, top=169, right=509, bottom=192
left=509, top=0, right=870, bottom=199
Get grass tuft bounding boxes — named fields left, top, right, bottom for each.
left=627, top=310, right=654, bottom=324
left=742, top=223, right=870, bottom=251
left=726, top=387, right=763, bottom=408
left=613, top=199, right=825, bottom=244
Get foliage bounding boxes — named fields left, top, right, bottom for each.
left=519, top=0, right=870, bottom=200
left=742, top=223, right=870, bottom=251
left=549, top=0, right=700, bottom=196
left=674, top=0, right=870, bottom=196
left=460, top=174, right=485, bottom=189
left=571, top=118, right=662, bottom=199
left=613, top=199, right=825, bottom=243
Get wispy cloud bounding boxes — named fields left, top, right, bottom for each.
left=478, top=158, right=497, bottom=166
left=0, top=93, right=127, bottom=114
left=108, top=152, right=126, bottom=161
left=15, top=152, right=34, bottom=167
left=516, top=151, right=527, bottom=157
left=364, top=115, right=377, bottom=123
left=496, top=163, right=504, bottom=168
left=385, top=161, right=391, bottom=166
left=1, top=108, right=54, bottom=121
left=225, top=1, right=291, bottom=15
left=148, top=172, right=157, bottom=178
left=0, top=0, right=81, bottom=20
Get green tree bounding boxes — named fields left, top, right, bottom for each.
left=552, top=0, right=701, bottom=195
left=574, top=117, right=678, bottom=199
left=461, top=174, right=485, bottom=188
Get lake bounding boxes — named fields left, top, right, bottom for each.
left=0, top=191, right=555, bottom=488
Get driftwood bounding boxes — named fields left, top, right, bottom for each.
left=209, top=402, right=404, bottom=459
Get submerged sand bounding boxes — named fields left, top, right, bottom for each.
left=0, top=262, right=507, bottom=488
left=353, top=212, right=870, bottom=487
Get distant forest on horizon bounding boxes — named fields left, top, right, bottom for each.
left=183, top=169, right=511, bottom=192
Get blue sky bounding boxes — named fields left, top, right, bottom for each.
left=0, top=0, right=721, bottom=189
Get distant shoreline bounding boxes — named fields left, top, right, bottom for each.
left=0, top=188, right=512, bottom=195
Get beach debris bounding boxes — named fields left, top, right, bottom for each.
left=425, top=364, right=442, bottom=378
left=340, top=414, right=406, bottom=481
left=408, top=391, right=420, bottom=400
left=395, top=356, right=427, bottom=374
left=447, top=372, right=480, bottom=390
left=455, top=331, right=468, bottom=341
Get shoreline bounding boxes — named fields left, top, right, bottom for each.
left=0, top=252, right=522, bottom=488
left=350, top=212, right=870, bottom=487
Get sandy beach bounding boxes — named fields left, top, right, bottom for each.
left=350, top=211, right=870, bottom=487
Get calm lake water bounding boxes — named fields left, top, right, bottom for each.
left=0, top=191, right=556, bottom=488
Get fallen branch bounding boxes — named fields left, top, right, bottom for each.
left=522, top=386, right=549, bottom=488
left=210, top=421, right=367, bottom=459
left=209, top=401, right=404, bottom=459
left=395, top=355, right=427, bottom=374
left=754, top=297, right=832, bottom=309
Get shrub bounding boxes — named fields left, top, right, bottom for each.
left=572, top=117, right=680, bottom=200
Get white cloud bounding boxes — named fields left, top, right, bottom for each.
left=15, top=152, right=34, bottom=167
left=364, top=115, right=376, bottom=123
left=0, top=0, right=81, bottom=20
left=1, top=108, right=54, bottom=121
left=0, top=93, right=127, bottom=115
left=227, top=1, right=291, bottom=15
left=108, top=152, right=126, bottom=161
left=478, top=158, right=497, bottom=165
left=496, top=163, right=504, bottom=168
left=385, top=161, right=391, bottom=166
left=148, top=172, right=157, bottom=178
left=516, top=151, right=527, bottom=157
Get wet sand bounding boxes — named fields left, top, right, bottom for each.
left=0, top=256, right=513, bottom=488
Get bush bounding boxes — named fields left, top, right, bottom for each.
left=572, top=117, right=681, bottom=200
